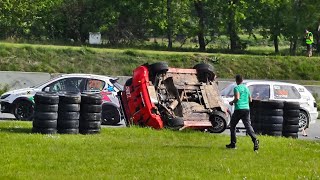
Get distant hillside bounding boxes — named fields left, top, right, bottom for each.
left=0, top=42, right=320, bottom=80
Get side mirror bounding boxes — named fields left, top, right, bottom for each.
left=44, top=87, right=50, bottom=92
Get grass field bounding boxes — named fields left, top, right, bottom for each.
left=0, top=121, right=319, bottom=179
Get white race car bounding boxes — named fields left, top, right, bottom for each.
left=0, top=74, right=123, bottom=123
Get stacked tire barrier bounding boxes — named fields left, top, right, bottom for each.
left=282, top=102, right=300, bottom=138
left=252, top=100, right=284, bottom=136
left=32, top=92, right=59, bottom=134
left=58, top=93, right=81, bottom=134
left=79, top=93, right=102, bottom=134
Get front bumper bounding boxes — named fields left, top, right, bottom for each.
left=1, top=102, right=12, bottom=113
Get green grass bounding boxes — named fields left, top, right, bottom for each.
left=1, top=42, right=320, bottom=80
left=0, top=121, right=319, bottom=179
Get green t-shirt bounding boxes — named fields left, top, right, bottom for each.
left=234, top=84, right=250, bottom=110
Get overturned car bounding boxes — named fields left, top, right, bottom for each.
left=120, top=62, right=228, bottom=133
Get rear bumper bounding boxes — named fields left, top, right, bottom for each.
left=309, top=111, right=318, bottom=124
left=1, top=102, right=12, bottom=113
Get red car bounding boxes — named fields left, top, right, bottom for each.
left=120, top=62, right=228, bottom=133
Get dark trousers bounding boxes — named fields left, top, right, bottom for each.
left=230, top=109, right=257, bottom=145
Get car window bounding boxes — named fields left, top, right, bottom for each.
left=273, top=85, right=301, bottom=99
left=220, top=84, right=236, bottom=97
left=86, top=79, right=105, bottom=91
left=44, top=78, right=86, bottom=93
left=249, top=84, right=270, bottom=100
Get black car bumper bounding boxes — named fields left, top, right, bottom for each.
left=1, top=102, right=12, bottom=113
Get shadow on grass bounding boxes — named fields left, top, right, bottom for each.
left=0, top=127, right=32, bottom=134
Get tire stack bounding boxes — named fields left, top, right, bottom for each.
left=32, top=92, right=59, bottom=134
left=282, top=101, right=300, bottom=138
left=79, top=93, right=102, bottom=134
left=58, top=93, right=81, bottom=134
left=254, top=101, right=284, bottom=136
left=250, top=100, right=261, bottom=134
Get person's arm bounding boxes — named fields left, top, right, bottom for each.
left=229, top=89, right=240, bottom=105
left=249, top=94, right=252, bottom=103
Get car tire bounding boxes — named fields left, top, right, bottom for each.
left=150, top=62, right=169, bottom=75
left=34, top=92, right=59, bottom=104
left=79, top=121, right=101, bottom=129
left=81, top=104, right=102, bottom=113
left=35, top=104, right=58, bottom=112
left=101, top=103, right=121, bottom=125
left=81, top=93, right=102, bottom=105
left=282, top=132, right=298, bottom=138
left=166, top=117, right=184, bottom=129
left=259, top=100, right=284, bottom=109
left=58, top=104, right=80, bottom=112
left=283, top=117, right=299, bottom=125
left=125, top=78, right=133, bottom=86
left=261, top=130, right=282, bottom=136
left=259, top=116, right=283, bottom=124
left=32, top=127, right=57, bottom=134
left=193, top=63, right=215, bottom=82
left=59, top=93, right=81, bottom=104
left=58, top=120, right=79, bottom=129
left=284, top=101, right=300, bottom=110
left=34, top=112, right=58, bottom=120
left=13, top=100, right=34, bottom=120
left=283, top=110, right=300, bottom=117
left=298, top=110, right=309, bottom=130
left=262, top=123, right=283, bottom=131
left=58, top=128, right=79, bottom=134
left=58, top=112, right=80, bottom=120
left=80, top=113, right=101, bottom=121
left=282, top=124, right=299, bottom=133
left=33, top=119, right=57, bottom=129
left=260, top=109, right=283, bottom=116
left=208, top=111, right=227, bottom=133
left=79, top=129, right=100, bottom=134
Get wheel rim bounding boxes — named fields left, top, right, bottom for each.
left=298, top=112, right=308, bottom=129
left=16, top=102, right=33, bottom=120
left=210, top=116, right=225, bottom=132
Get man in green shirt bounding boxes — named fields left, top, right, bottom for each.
left=305, top=29, right=314, bottom=57
left=226, top=75, right=259, bottom=151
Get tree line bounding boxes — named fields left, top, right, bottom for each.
left=1, top=0, right=320, bottom=54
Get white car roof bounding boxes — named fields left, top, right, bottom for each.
left=57, top=73, right=117, bottom=80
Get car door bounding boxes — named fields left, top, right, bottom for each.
left=43, top=77, right=86, bottom=93
left=248, top=84, right=271, bottom=100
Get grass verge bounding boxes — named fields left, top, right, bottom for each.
left=0, top=121, right=319, bottom=179
left=1, top=42, right=320, bottom=81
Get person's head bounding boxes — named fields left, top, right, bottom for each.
left=305, top=29, right=309, bottom=34
left=235, top=74, right=243, bottom=85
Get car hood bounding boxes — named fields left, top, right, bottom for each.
left=2, top=87, right=39, bottom=97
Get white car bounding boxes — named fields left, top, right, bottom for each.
left=220, top=80, right=318, bottom=130
left=0, top=74, right=123, bottom=121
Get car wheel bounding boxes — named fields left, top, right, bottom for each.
left=298, top=110, right=309, bottom=130
left=208, top=111, right=227, bottom=133
left=193, top=63, right=215, bottom=82
left=150, top=62, right=169, bottom=75
left=13, top=100, right=34, bottom=120
left=125, top=78, right=133, bottom=86
left=166, top=117, right=184, bottom=129
left=101, top=103, right=121, bottom=125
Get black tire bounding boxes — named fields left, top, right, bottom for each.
left=35, top=104, right=58, bottom=112
left=101, top=103, right=121, bottom=125
left=81, top=93, right=102, bottom=105
left=283, top=117, right=299, bottom=125
left=34, top=112, right=58, bottom=120
left=283, top=110, right=300, bottom=118
left=125, top=78, right=133, bottom=86
left=13, top=100, right=34, bottom=120
left=262, top=124, right=283, bottom=131
left=58, top=112, right=80, bottom=120
left=58, top=104, right=80, bottom=112
left=259, top=100, right=284, bottom=109
left=208, top=111, right=227, bottom=133
left=284, top=101, right=300, bottom=110
left=57, top=120, right=79, bottom=129
left=79, top=121, right=101, bottom=129
left=33, top=119, right=57, bottom=129
left=252, top=123, right=262, bottom=133
left=81, top=104, right=102, bottom=113
left=58, top=129, right=79, bottom=134
left=34, top=92, right=59, bottom=104
left=259, top=116, right=283, bottom=124
left=282, top=133, right=298, bottom=138
left=80, top=113, right=101, bottom=121
left=282, top=124, right=299, bottom=133
left=59, top=92, right=81, bottom=104
left=32, top=127, right=57, bottom=134
left=261, top=131, right=282, bottom=136
left=260, top=109, right=283, bottom=116
left=166, top=117, right=184, bottom=129
left=79, top=129, right=100, bottom=134
left=250, top=100, right=261, bottom=108
left=150, top=62, right=169, bottom=75
left=193, top=63, right=215, bottom=82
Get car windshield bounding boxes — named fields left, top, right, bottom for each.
left=220, top=83, right=236, bottom=97
left=110, top=79, right=123, bottom=91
